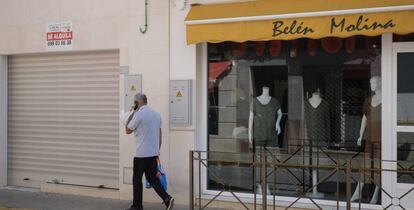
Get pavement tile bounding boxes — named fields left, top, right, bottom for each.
left=0, top=189, right=225, bottom=210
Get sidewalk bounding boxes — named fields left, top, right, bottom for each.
left=0, top=188, right=188, bottom=210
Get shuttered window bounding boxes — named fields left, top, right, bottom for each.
left=8, top=50, right=120, bottom=189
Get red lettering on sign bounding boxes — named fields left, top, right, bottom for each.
left=46, top=32, right=73, bottom=41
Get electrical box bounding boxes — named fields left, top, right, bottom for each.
left=170, top=80, right=192, bottom=127
left=124, top=75, right=142, bottom=111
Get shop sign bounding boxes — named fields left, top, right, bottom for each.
left=272, top=15, right=395, bottom=38
left=46, top=21, right=73, bottom=50
left=186, top=10, right=414, bottom=44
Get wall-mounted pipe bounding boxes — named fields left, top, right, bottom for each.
left=140, top=0, right=148, bottom=34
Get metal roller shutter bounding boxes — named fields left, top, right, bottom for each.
left=7, top=50, right=120, bottom=189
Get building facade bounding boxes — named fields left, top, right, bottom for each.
left=0, top=0, right=197, bottom=205
left=1, top=0, right=414, bottom=209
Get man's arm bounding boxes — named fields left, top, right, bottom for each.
left=125, top=112, right=135, bottom=134
left=159, top=128, right=162, bottom=149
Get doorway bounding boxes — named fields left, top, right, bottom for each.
left=390, top=42, right=414, bottom=209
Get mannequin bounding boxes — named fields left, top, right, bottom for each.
left=309, top=92, right=322, bottom=108
left=357, top=76, right=382, bottom=146
left=248, top=86, right=283, bottom=145
left=248, top=86, right=282, bottom=195
left=351, top=76, right=381, bottom=204
left=305, top=89, right=331, bottom=143
left=305, top=89, right=330, bottom=198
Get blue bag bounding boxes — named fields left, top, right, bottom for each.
left=145, top=158, right=167, bottom=191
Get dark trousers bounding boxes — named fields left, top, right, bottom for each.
left=133, top=156, right=170, bottom=208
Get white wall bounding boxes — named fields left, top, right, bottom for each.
left=0, top=56, right=7, bottom=187
left=168, top=1, right=198, bottom=205
left=0, top=0, right=247, bottom=205
left=0, top=0, right=193, bottom=205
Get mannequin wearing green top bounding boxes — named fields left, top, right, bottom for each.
left=248, top=86, right=283, bottom=146
left=248, top=86, right=282, bottom=195
left=305, top=89, right=329, bottom=199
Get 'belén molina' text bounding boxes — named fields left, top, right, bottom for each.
left=330, top=15, right=395, bottom=34
left=272, top=20, right=315, bottom=37
left=272, top=15, right=396, bottom=37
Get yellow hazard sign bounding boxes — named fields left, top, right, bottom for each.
left=176, top=91, right=183, bottom=97
left=130, top=85, right=136, bottom=91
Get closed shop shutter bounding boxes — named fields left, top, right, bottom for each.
left=7, top=50, right=120, bottom=189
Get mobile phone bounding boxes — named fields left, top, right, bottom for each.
left=134, top=101, right=139, bottom=110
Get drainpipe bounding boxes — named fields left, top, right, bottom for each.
left=0, top=56, right=7, bottom=187
left=140, top=0, right=148, bottom=34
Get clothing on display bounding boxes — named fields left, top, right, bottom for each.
left=253, top=98, right=280, bottom=147
left=304, top=100, right=331, bottom=144
left=207, top=37, right=385, bottom=202
left=362, top=96, right=382, bottom=157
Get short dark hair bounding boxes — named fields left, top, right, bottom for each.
left=134, top=93, right=148, bottom=104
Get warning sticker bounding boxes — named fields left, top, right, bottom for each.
left=130, top=85, right=136, bottom=91
left=176, top=91, right=183, bottom=97
left=46, top=21, right=73, bottom=50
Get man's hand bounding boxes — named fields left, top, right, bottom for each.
left=159, top=129, right=162, bottom=149
left=130, top=105, right=136, bottom=112
left=125, top=110, right=135, bottom=135
left=125, top=127, right=134, bottom=134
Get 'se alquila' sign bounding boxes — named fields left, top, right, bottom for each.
left=272, top=15, right=396, bottom=37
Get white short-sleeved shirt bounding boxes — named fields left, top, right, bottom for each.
left=127, top=105, right=161, bottom=157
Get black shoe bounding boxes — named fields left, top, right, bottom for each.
left=125, top=206, right=143, bottom=210
left=164, top=197, right=174, bottom=210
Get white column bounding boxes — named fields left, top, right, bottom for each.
left=195, top=43, right=208, bottom=197
left=0, top=55, right=7, bottom=187
left=381, top=33, right=395, bottom=208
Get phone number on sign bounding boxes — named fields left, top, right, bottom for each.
left=47, top=40, right=72, bottom=46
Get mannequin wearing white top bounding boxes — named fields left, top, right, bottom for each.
left=306, top=91, right=325, bottom=198
left=351, top=76, right=381, bottom=204
left=248, top=86, right=283, bottom=145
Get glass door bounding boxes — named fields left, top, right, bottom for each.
left=392, top=42, right=414, bottom=209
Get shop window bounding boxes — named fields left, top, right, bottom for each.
left=207, top=36, right=382, bottom=203
left=397, top=133, right=414, bottom=184
left=396, top=52, right=414, bottom=184
left=397, top=52, right=414, bottom=126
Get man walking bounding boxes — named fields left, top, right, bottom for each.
left=125, top=93, right=174, bottom=210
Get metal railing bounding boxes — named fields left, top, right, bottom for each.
left=189, top=148, right=414, bottom=210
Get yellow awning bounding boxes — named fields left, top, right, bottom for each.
left=185, top=0, right=414, bottom=44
